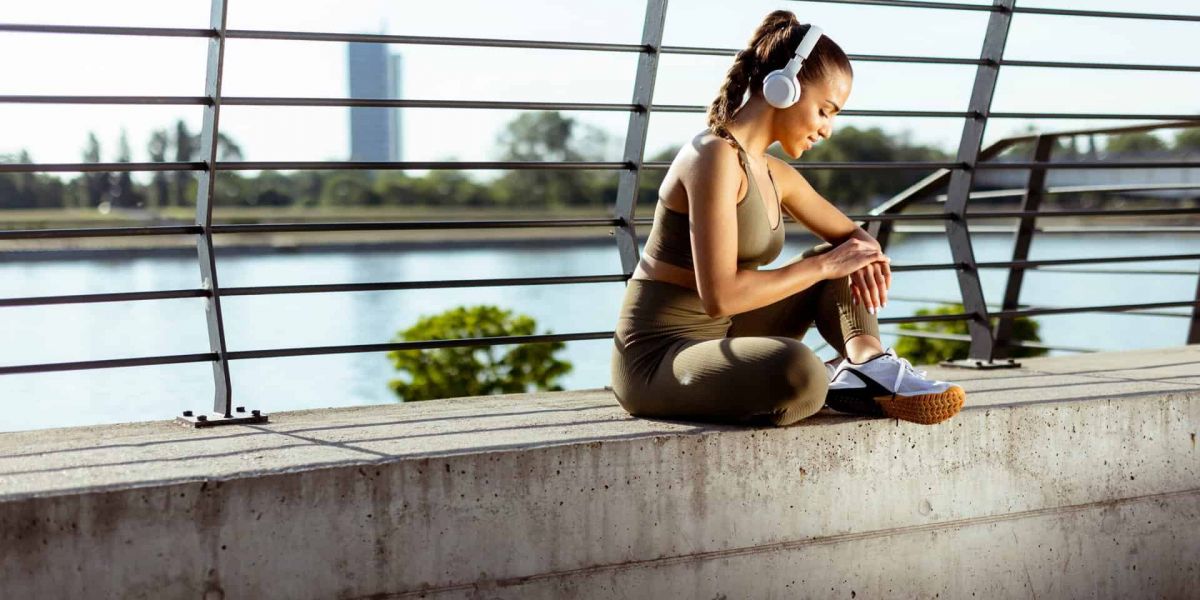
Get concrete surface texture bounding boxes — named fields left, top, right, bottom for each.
left=1, top=346, right=1198, bottom=598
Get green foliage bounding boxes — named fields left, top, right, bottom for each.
left=779, top=125, right=951, bottom=212
left=894, top=303, right=1048, bottom=365
left=387, top=305, right=572, bottom=402
left=491, top=111, right=612, bottom=207
left=1105, top=132, right=1168, bottom=155
left=1174, top=128, right=1200, bottom=153
left=22, top=115, right=1191, bottom=215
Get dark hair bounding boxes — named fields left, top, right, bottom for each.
left=706, top=10, right=853, bottom=147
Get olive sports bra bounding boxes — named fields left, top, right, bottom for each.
left=641, top=141, right=785, bottom=270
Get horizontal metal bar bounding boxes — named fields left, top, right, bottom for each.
left=651, top=105, right=974, bottom=118
left=977, top=253, right=1200, bottom=270
left=0, top=352, right=216, bottom=376
left=0, top=331, right=615, bottom=375
left=644, top=160, right=964, bottom=171
left=889, top=262, right=958, bottom=273
left=0, top=289, right=207, bottom=308
left=987, top=119, right=1200, bottom=141
left=1001, top=59, right=1200, bottom=73
left=936, top=182, right=1200, bottom=202
left=219, top=161, right=632, bottom=171
left=223, top=97, right=639, bottom=111
left=975, top=160, right=1200, bottom=170
left=877, top=327, right=1098, bottom=353
left=887, top=294, right=1197, bottom=316
left=661, top=46, right=984, bottom=66
left=1037, top=267, right=1198, bottom=277
left=877, top=312, right=974, bottom=324
left=212, top=217, right=621, bottom=235
left=0, top=161, right=631, bottom=173
left=227, top=331, right=615, bottom=360
left=0, top=95, right=209, bottom=105
left=221, top=274, right=629, bottom=297
left=845, top=212, right=950, bottom=222
left=225, top=29, right=647, bottom=53
left=1011, top=6, right=1200, bottom=23
left=0, top=218, right=620, bottom=242
left=993, top=300, right=1200, bottom=319
left=889, top=254, right=1200, bottom=274
left=990, top=112, right=1200, bottom=121
left=966, top=207, right=1200, bottom=220
left=0, top=225, right=201, bottom=240
left=0, top=23, right=214, bottom=37
left=0, top=162, right=205, bottom=174
left=797, top=0, right=995, bottom=12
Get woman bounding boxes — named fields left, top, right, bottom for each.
left=610, top=10, right=965, bottom=427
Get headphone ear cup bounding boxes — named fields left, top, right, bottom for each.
left=762, top=71, right=798, bottom=109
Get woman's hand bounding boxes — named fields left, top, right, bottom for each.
left=850, top=260, right=891, bottom=313
left=817, top=238, right=891, bottom=313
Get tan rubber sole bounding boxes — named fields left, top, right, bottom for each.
left=876, top=385, right=966, bottom=425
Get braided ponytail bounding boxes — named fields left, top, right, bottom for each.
left=706, top=47, right=759, bottom=147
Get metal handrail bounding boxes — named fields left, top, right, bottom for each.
left=5, top=0, right=1200, bottom=423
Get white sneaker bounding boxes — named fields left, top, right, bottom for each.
left=826, top=348, right=965, bottom=424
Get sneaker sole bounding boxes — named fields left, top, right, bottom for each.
left=827, top=385, right=965, bottom=425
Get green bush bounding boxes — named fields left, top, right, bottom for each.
left=387, top=305, right=573, bottom=402
left=894, top=303, right=1048, bottom=365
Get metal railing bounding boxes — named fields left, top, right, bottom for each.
left=3, top=0, right=1200, bottom=423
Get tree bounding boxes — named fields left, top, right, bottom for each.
left=319, top=170, right=380, bottom=207
left=387, top=305, right=573, bottom=402
left=491, top=111, right=610, bottom=207
left=1105, top=132, right=1168, bottom=155
left=779, top=125, right=951, bottom=212
left=173, top=120, right=196, bottom=207
left=1174, top=128, right=1200, bottom=154
left=894, top=303, right=1047, bottom=365
left=81, top=132, right=108, bottom=208
left=147, top=129, right=171, bottom=209
left=111, top=129, right=143, bottom=209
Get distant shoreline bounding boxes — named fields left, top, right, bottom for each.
left=4, top=207, right=1198, bottom=261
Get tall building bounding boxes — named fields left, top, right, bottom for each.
left=347, top=42, right=404, bottom=162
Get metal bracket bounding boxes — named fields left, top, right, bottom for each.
left=939, top=358, right=1021, bottom=370
left=176, top=407, right=268, bottom=428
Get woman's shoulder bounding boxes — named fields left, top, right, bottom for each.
left=676, top=130, right=743, bottom=172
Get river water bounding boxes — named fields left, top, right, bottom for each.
left=2, top=231, right=1195, bottom=431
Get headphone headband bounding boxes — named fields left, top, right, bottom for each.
left=761, top=24, right=825, bottom=109
left=780, top=24, right=824, bottom=79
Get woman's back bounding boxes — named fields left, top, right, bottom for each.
left=635, top=132, right=785, bottom=287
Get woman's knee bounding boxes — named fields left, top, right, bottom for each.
left=765, top=342, right=828, bottom=426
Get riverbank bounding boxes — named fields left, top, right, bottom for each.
left=4, top=206, right=1199, bottom=261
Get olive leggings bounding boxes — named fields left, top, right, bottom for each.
left=610, top=243, right=880, bottom=427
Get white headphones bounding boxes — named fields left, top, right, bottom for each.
left=761, top=24, right=825, bottom=109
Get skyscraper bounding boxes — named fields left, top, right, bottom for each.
left=347, top=42, right=404, bottom=163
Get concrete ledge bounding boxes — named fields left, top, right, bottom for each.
left=2, top=347, right=1199, bottom=598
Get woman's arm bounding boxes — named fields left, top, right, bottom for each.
left=686, top=140, right=883, bottom=318
left=767, top=155, right=892, bottom=309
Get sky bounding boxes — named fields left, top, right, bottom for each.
left=1, top=0, right=1199, bottom=181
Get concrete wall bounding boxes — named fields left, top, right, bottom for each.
left=3, top=350, right=1199, bottom=599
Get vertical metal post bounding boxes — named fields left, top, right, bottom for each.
left=1187, top=269, right=1200, bottom=344
left=866, top=220, right=893, bottom=252
left=179, top=0, right=267, bottom=427
left=941, top=0, right=1018, bottom=369
left=612, top=0, right=669, bottom=276
left=993, top=134, right=1054, bottom=359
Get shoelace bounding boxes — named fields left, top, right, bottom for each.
left=881, top=354, right=927, bottom=390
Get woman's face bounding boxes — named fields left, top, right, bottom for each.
left=772, top=70, right=852, bottom=159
